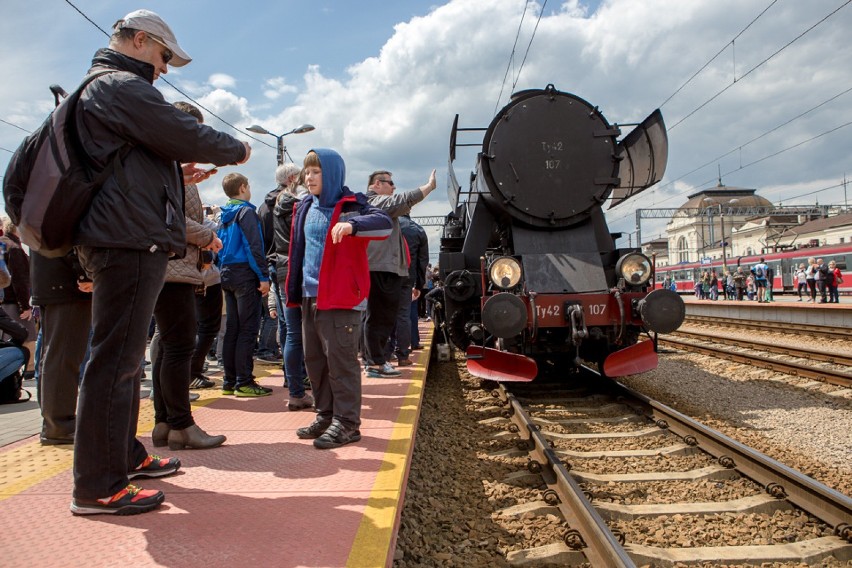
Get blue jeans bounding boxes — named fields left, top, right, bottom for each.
left=73, top=247, right=166, bottom=500
left=222, top=281, right=261, bottom=388
left=282, top=290, right=307, bottom=398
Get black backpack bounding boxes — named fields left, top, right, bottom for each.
left=2, top=70, right=122, bottom=258
left=0, top=343, right=30, bottom=404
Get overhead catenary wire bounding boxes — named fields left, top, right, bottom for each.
left=62, top=0, right=275, bottom=151
left=608, top=3, right=852, bottom=228
left=493, top=0, right=531, bottom=114
left=608, top=118, right=852, bottom=225
left=625, top=85, right=852, bottom=204
left=657, top=0, right=779, bottom=110
left=668, top=0, right=852, bottom=131
left=0, top=118, right=31, bottom=134
left=511, top=0, right=548, bottom=91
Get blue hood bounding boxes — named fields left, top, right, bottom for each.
left=311, top=148, right=347, bottom=209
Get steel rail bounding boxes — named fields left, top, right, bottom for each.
left=500, top=386, right=638, bottom=568
left=684, top=315, right=852, bottom=340
left=612, top=380, right=852, bottom=536
left=659, top=336, right=852, bottom=388
left=672, top=330, right=852, bottom=366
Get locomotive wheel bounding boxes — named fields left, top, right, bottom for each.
left=448, top=305, right=480, bottom=349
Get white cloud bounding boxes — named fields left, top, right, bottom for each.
left=208, top=73, right=236, bottom=89
left=263, top=77, right=298, bottom=100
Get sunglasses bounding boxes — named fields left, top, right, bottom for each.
left=147, top=34, right=173, bottom=64
left=377, top=179, right=395, bottom=186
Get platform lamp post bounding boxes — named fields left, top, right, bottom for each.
left=245, top=123, right=315, bottom=166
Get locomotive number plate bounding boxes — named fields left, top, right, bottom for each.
left=532, top=294, right=613, bottom=326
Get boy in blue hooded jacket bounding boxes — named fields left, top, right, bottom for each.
left=286, top=149, right=392, bottom=449
left=217, top=173, right=271, bottom=397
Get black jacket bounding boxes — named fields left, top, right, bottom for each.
left=271, top=191, right=301, bottom=285
left=30, top=251, right=91, bottom=305
left=400, top=216, right=429, bottom=289
left=0, top=234, right=31, bottom=311
left=257, top=186, right=283, bottom=265
left=74, top=49, right=246, bottom=255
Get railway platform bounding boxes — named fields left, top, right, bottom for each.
left=682, top=294, right=852, bottom=328
left=0, top=323, right=433, bottom=568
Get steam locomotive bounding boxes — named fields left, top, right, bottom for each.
left=438, top=84, right=685, bottom=381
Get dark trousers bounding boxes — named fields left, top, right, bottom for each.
left=386, top=277, right=412, bottom=360
left=807, top=279, right=816, bottom=300
left=363, top=271, right=402, bottom=366
left=74, top=247, right=167, bottom=500
left=190, top=283, right=223, bottom=377
left=410, top=298, right=420, bottom=347
left=152, top=283, right=197, bottom=430
left=38, top=301, right=91, bottom=439
left=303, top=299, right=362, bottom=428
left=222, top=280, right=261, bottom=387
left=817, top=280, right=827, bottom=301
left=257, top=300, right=279, bottom=356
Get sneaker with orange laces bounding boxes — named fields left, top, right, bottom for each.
left=128, top=454, right=181, bottom=480
left=70, top=484, right=165, bottom=515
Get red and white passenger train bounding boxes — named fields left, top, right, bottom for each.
left=654, top=242, right=851, bottom=294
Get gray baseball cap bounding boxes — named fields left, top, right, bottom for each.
left=114, top=9, right=191, bottom=67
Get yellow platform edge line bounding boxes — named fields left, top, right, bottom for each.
left=347, top=328, right=433, bottom=568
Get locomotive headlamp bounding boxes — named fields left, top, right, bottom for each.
left=616, top=253, right=652, bottom=286
left=489, top=257, right=522, bottom=290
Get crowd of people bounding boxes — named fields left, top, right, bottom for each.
left=664, top=256, right=844, bottom=303
left=0, top=9, right=436, bottom=517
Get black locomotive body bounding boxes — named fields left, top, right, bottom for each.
left=439, top=84, right=684, bottom=381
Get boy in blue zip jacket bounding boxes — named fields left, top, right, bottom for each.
left=286, top=148, right=392, bottom=449
left=217, top=173, right=271, bottom=397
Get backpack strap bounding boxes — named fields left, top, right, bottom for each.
left=65, top=70, right=131, bottom=184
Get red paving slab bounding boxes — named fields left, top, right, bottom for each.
left=0, top=324, right=434, bottom=568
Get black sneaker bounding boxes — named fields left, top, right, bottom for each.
left=189, top=375, right=215, bottom=389
left=296, top=419, right=332, bottom=439
left=70, top=484, right=164, bottom=516
left=314, top=420, right=361, bottom=449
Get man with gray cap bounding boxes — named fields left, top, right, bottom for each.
left=67, top=9, right=250, bottom=516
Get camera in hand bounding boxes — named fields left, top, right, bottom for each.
left=199, top=250, right=215, bottom=270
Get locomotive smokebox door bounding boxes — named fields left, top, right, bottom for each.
left=479, top=86, right=620, bottom=228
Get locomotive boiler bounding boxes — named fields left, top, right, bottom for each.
left=439, top=84, right=685, bottom=381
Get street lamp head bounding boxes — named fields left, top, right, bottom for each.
left=288, top=124, right=315, bottom=135
left=246, top=124, right=271, bottom=136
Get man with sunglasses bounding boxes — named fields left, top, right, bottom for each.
left=362, top=169, right=436, bottom=378
left=67, top=9, right=250, bottom=516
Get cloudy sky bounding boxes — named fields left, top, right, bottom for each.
left=2, top=0, right=851, bottom=257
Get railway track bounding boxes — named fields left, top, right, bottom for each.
left=657, top=332, right=852, bottom=388
left=684, top=315, right=852, bottom=340
left=482, top=374, right=852, bottom=567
